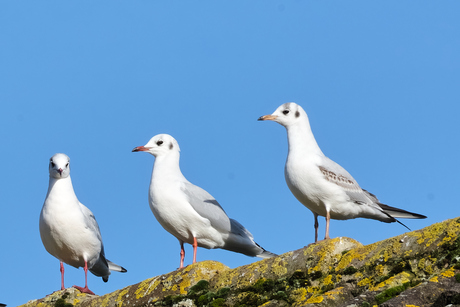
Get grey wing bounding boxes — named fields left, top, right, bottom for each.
left=79, top=202, right=110, bottom=278
left=79, top=202, right=103, bottom=243
left=319, top=157, right=381, bottom=208
left=181, top=181, right=232, bottom=233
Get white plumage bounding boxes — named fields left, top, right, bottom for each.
left=259, top=102, right=426, bottom=243
left=133, top=134, right=276, bottom=268
left=39, top=153, right=126, bottom=294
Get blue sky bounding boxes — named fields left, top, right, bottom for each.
left=1, top=1, right=459, bottom=306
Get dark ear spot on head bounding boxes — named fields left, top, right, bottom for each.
left=169, top=143, right=173, bottom=150
left=295, top=111, right=300, bottom=118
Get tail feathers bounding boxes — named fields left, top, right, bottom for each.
left=225, top=219, right=277, bottom=258
left=377, top=205, right=420, bottom=232
left=256, top=246, right=277, bottom=259
left=379, top=203, right=427, bottom=219
left=108, top=260, right=127, bottom=273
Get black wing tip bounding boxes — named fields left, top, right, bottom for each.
left=103, top=276, right=109, bottom=283
left=120, top=266, right=128, bottom=273
left=414, top=213, right=427, bottom=219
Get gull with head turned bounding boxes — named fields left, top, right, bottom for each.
left=259, top=102, right=426, bottom=243
left=133, top=134, right=276, bottom=268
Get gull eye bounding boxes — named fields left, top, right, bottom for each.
left=156, top=140, right=164, bottom=146
left=66, top=163, right=69, bottom=168
left=282, top=110, right=290, bottom=115
left=50, top=161, right=55, bottom=168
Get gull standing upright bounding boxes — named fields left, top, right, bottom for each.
left=39, top=153, right=127, bottom=295
left=133, top=134, right=276, bottom=269
left=258, top=103, right=426, bottom=243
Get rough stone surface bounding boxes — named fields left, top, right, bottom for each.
left=20, top=217, right=460, bottom=306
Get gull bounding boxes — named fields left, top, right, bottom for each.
left=133, top=134, right=276, bottom=268
left=39, top=153, right=127, bottom=295
left=258, top=102, right=426, bottom=243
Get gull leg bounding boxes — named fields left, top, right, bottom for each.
left=192, top=237, right=198, bottom=264
left=60, top=261, right=65, bottom=290
left=314, top=213, right=319, bottom=243
left=73, top=261, right=95, bottom=295
left=180, top=241, right=185, bottom=269
left=324, top=210, right=331, bottom=240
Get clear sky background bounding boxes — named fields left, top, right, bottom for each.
left=1, top=1, right=459, bottom=306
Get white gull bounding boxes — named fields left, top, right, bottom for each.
left=259, top=102, right=426, bottom=243
left=133, top=134, right=276, bottom=268
left=39, top=153, right=126, bottom=294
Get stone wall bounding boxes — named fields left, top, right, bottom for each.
left=21, top=217, right=460, bottom=306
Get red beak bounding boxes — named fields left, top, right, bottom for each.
left=132, top=146, right=149, bottom=152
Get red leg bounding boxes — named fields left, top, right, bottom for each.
left=192, top=237, right=198, bottom=264
left=60, top=261, right=65, bottom=290
left=73, top=260, right=95, bottom=295
left=324, top=210, right=331, bottom=240
left=179, top=241, right=185, bottom=269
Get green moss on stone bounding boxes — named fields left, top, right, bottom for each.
left=234, top=292, right=266, bottom=307
left=343, top=266, right=358, bottom=275
left=189, top=279, right=209, bottom=293
left=252, top=278, right=275, bottom=293
left=374, top=282, right=410, bottom=304
left=216, top=287, right=230, bottom=297
left=209, top=298, right=226, bottom=307
left=309, top=271, right=323, bottom=280
left=455, top=273, right=460, bottom=283
left=198, top=291, right=216, bottom=305
left=54, top=299, right=73, bottom=307
left=273, top=291, right=288, bottom=301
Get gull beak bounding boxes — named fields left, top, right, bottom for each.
left=258, top=114, right=278, bottom=121
left=132, top=146, right=149, bottom=152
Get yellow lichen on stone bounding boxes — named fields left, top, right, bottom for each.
left=305, top=294, right=324, bottom=303
left=324, top=286, right=343, bottom=300
left=178, top=276, right=191, bottom=294
left=370, top=271, right=412, bottom=292
left=115, top=288, right=129, bottom=307
left=417, top=257, right=436, bottom=275
left=335, top=274, right=342, bottom=283
left=306, top=285, right=321, bottom=294
left=135, top=276, right=161, bottom=299
left=429, top=276, right=438, bottom=282
left=92, top=290, right=118, bottom=307
left=270, top=257, right=288, bottom=277
left=291, top=287, right=308, bottom=304
left=438, top=236, right=453, bottom=246
left=335, top=247, right=369, bottom=271
left=441, top=267, right=455, bottom=278
left=414, top=220, right=453, bottom=247
left=323, top=274, right=334, bottom=286
left=375, top=264, right=385, bottom=275
left=404, top=250, right=413, bottom=257
left=357, top=277, right=371, bottom=287
left=405, top=305, right=420, bottom=307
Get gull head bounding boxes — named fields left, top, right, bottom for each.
left=49, top=153, right=70, bottom=179
left=258, top=102, right=307, bottom=127
left=132, top=134, right=180, bottom=157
